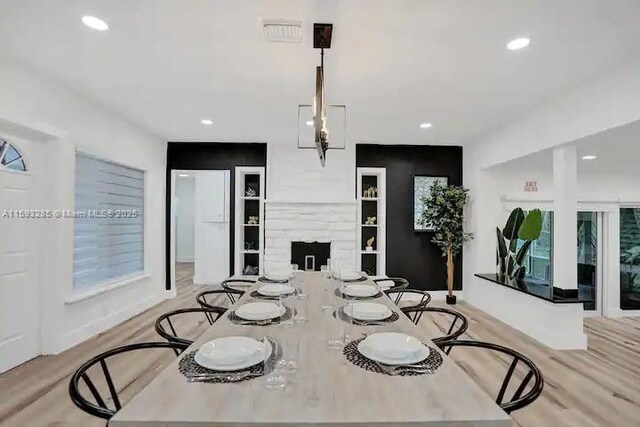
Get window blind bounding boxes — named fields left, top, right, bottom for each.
left=73, top=153, right=145, bottom=290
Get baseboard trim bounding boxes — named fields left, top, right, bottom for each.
left=54, top=291, right=171, bottom=354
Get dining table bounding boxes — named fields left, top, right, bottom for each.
left=110, top=272, right=514, bottom=426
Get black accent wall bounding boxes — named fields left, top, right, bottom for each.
left=166, top=142, right=267, bottom=290
left=356, top=144, right=463, bottom=292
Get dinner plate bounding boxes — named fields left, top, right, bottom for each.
left=336, top=271, right=364, bottom=281
left=263, top=271, right=291, bottom=282
left=341, top=284, right=378, bottom=298
left=343, top=302, right=392, bottom=321
left=235, top=302, right=285, bottom=321
left=358, top=332, right=429, bottom=365
left=257, top=283, right=296, bottom=297
left=195, top=337, right=273, bottom=371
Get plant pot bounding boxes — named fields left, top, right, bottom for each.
left=445, top=294, right=457, bottom=305
left=365, top=246, right=373, bottom=252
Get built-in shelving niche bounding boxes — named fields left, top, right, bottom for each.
left=235, top=167, right=265, bottom=276
left=357, top=168, right=386, bottom=276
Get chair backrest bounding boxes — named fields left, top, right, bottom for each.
left=221, top=279, right=254, bottom=303
left=155, top=307, right=223, bottom=348
left=401, top=306, right=468, bottom=348
left=69, top=341, right=188, bottom=420
left=387, top=289, right=431, bottom=316
left=197, top=288, right=243, bottom=313
left=373, top=277, right=409, bottom=304
left=436, top=340, right=544, bottom=414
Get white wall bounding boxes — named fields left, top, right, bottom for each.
left=0, top=59, right=169, bottom=354
left=175, top=176, right=195, bottom=262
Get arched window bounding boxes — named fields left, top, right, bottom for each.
left=0, top=139, right=27, bottom=172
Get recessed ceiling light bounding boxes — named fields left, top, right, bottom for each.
left=82, top=16, right=109, bottom=31
left=507, top=37, right=530, bottom=50
left=420, top=122, right=432, bottom=129
left=179, top=174, right=189, bottom=177
left=582, top=155, right=597, bottom=160
left=200, top=119, right=213, bottom=125
left=305, top=120, right=313, bottom=126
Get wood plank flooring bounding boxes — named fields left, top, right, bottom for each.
left=1, top=264, right=639, bottom=427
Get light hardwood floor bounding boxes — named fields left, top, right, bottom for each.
left=1, top=264, right=639, bottom=427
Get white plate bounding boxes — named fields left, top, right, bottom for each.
left=257, top=284, right=296, bottom=297
left=235, top=302, right=285, bottom=321
left=195, top=337, right=273, bottom=371
left=264, top=271, right=291, bottom=282
left=358, top=332, right=429, bottom=365
left=336, top=271, right=363, bottom=281
left=341, top=284, right=378, bottom=297
left=343, top=302, right=392, bottom=321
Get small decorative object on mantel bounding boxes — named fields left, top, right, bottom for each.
left=245, top=187, right=257, bottom=197
left=365, top=216, right=377, bottom=225
left=243, top=265, right=259, bottom=275
left=365, top=236, right=375, bottom=252
left=419, top=180, right=473, bottom=304
left=496, top=208, right=543, bottom=280
left=247, top=216, right=259, bottom=225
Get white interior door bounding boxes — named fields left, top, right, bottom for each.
left=0, top=137, right=41, bottom=373
left=194, top=171, right=230, bottom=284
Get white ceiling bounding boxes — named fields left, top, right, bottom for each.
left=2, top=0, right=640, bottom=144
left=491, top=119, right=640, bottom=177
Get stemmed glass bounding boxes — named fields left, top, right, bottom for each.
left=263, top=337, right=286, bottom=390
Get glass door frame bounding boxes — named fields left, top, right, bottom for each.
left=582, top=211, right=605, bottom=317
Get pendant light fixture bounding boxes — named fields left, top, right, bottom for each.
left=312, top=23, right=332, bottom=167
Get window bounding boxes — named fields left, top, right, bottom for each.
left=0, top=139, right=27, bottom=172
left=73, top=153, right=145, bottom=290
left=620, top=207, right=640, bottom=310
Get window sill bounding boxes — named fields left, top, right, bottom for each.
left=65, top=273, right=151, bottom=304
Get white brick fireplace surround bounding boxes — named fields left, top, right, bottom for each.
left=264, top=201, right=358, bottom=272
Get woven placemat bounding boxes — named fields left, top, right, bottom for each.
left=257, top=276, right=289, bottom=284
left=228, top=306, right=294, bottom=326
left=178, top=339, right=281, bottom=383
left=334, top=287, right=382, bottom=300
left=343, top=338, right=443, bottom=376
left=250, top=289, right=298, bottom=301
left=333, top=308, right=399, bottom=325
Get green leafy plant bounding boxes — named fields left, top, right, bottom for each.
left=420, top=180, right=473, bottom=299
left=497, top=208, right=543, bottom=280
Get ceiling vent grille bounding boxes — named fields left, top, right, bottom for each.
left=263, top=20, right=303, bottom=43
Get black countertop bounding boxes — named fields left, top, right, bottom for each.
left=475, top=273, right=593, bottom=304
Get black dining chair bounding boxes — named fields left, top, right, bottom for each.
left=401, top=306, right=468, bottom=349
left=436, top=340, right=544, bottom=414
left=69, top=341, right=188, bottom=420
left=373, top=277, right=409, bottom=304
left=155, top=307, right=224, bottom=349
left=386, top=288, right=431, bottom=313
left=221, top=278, right=255, bottom=303
left=197, top=288, right=244, bottom=313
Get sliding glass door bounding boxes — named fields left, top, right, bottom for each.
left=578, top=212, right=601, bottom=313
left=620, top=207, right=640, bottom=310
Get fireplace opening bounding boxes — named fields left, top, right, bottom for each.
left=291, top=241, right=330, bottom=271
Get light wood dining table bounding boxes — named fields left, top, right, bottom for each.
left=110, top=272, right=513, bottom=426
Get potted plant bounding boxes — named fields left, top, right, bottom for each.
left=496, top=208, right=543, bottom=280
left=420, top=181, right=473, bottom=304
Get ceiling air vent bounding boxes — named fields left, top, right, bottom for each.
left=263, top=20, right=303, bottom=43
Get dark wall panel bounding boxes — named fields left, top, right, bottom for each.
left=166, top=142, right=267, bottom=290
left=356, top=144, right=463, bottom=292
